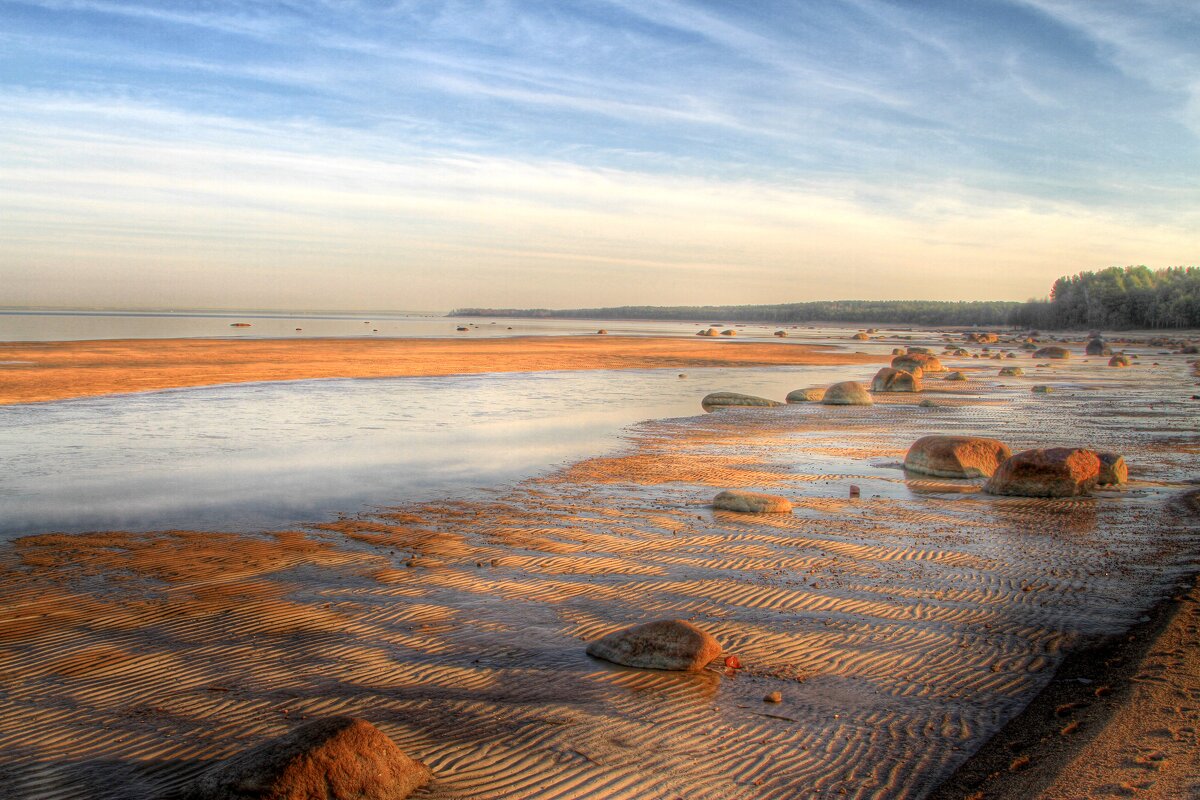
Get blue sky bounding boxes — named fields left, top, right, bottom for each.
left=2, top=0, right=1197, bottom=310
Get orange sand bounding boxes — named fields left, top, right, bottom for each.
left=0, top=336, right=879, bottom=405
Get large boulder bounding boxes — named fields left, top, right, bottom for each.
left=892, top=353, right=944, bottom=373
left=1085, top=338, right=1111, bottom=356
left=701, top=392, right=782, bottom=410
left=586, top=619, right=721, bottom=671
left=1097, top=452, right=1128, bottom=485
left=904, top=435, right=1012, bottom=479
left=1108, top=354, right=1132, bottom=367
left=786, top=387, right=825, bottom=403
left=713, top=489, right=793, bottom=513
left=871, top=368, right=921, bottom=393
left=1033, top=346, right=1070, bottom=359
left=181, top=717, right=431, bottom=800
left=821, top=381, right=873, bottom=405
left=984, top=448, right=1101, bottom=497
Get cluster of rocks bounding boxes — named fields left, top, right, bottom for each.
left=904, top=434, right=1127, bottom=497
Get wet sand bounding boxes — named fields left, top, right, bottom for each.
left=0, top=338, right=1197, bottom=799
left=0, top=335, right=877, bottom=405
left=932, top=555, right=1200, bottom=800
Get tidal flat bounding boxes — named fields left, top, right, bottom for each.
left=0, top=328, right=1197, bottom=799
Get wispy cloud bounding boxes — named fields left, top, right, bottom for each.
left=1, top=1, right=1197, bottom=309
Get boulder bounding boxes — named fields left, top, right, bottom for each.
left=1032, top=385, right=1053, bottom=393
left=919, top=398, right=939, bottom=407
left=702, top=392, right=782, bottom=410
left=984, top=448, right=1101, bottom=497
left=697, top=328, right=719, bottom=337
left=852, top=332, right=870, bottom=341
left=586, top=619, right=722, bottom=671
left=904, top=435, right=1011, bottom=478
left=906, top=346, right=933, bottom=355
left=892, top=348, right=905, bottom=355
left=871, top=368, right=921, bottom=392
left=1097, top=452, right=1128, bottom=485
left=713, top=489, right=793, bottom=513
left=1085, top=338, right=1110, bottom=356
left=786, top=387, right=825, bottom=403
left=720, top=329, right=736, bottom=336
left=944, top=371, right=967, bottom=381
left=774, top=330, right=788, bottom=337
left=1033, top=346, right=1070, bottom=359
left=892, top=353, right=944, bottom=373
left=1021, top=342, right=1038, bottom=351
left=181, top=717, right=431, bottom=800
left=999, top=366, right=1024, bottom=376
left=1108, top=354, right=1132, bottom=367
left=596, top=329, right=608, bottom=335
left=821, top=381, right=873, bottom=405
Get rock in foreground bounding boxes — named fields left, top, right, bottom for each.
left=822, top=381, right=873, bottom=405
left=713, top=489, right=793, bottom=513
left=1097, top=452, right=1128, bottom=485
left=871, top=368, right=921, bottom=393
left=586, top=619, right=721, bottom=671
left=181, top=717, right=431, bottom=800
left=984, top=448, right=1101, bottom=497
left=702, top=391, right=782, bottom=410
left=905, top=435, right=1012, bottom=479
left=786, top=387, right=825, bottom=403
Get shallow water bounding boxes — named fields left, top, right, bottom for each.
left=0, top=310, right=918, bottom=343
left=0, top=365, right=860, bottom=536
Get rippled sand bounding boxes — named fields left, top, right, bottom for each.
left=0, top=346, right=1196, bottom=799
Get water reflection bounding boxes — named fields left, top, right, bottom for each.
left=0, top=365, right=866, bottom=536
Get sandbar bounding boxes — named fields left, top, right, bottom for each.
left=0, top=335, right=879, bottom=405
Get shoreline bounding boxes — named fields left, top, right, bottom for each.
left=0, top=335, right=881, bottom=406
left=930, top=531, right=1200, bottom=800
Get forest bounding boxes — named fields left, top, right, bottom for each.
left=455, top=266, right=1199, bottom=330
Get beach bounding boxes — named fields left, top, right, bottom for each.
left=0, top=331, right=1197, bottom=799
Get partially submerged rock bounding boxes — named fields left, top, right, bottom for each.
left=786, top=387, right=825, bottom=403
left=586, top=619, right=722, bottom=671
left=821, top=381, right=873, bottom=405
left=1097, top=452, right=1128, bottom=485
left=702, top=392, right=782, bottom=410
left=999, top=366, right=1024, bottom=376
left=1033, top=346, right=1070, bottom=359
left=181, top=717, right=431, bottom=800
left=984, top=448, right=1101, bottom=497
left=871, top=368, right=921, bottom=393
left=713, top=489, right=793, bottom=513
left=904, top=435, right=1012, bottom=479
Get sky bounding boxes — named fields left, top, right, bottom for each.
left=1, top=0, right=1198, bottom=311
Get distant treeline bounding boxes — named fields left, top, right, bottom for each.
left=454, top=266, right=1199, bottom=330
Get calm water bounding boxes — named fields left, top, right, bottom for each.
left=0, top=365, right=860, bottom=537
left=0, top=309, right=936, bottom=346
